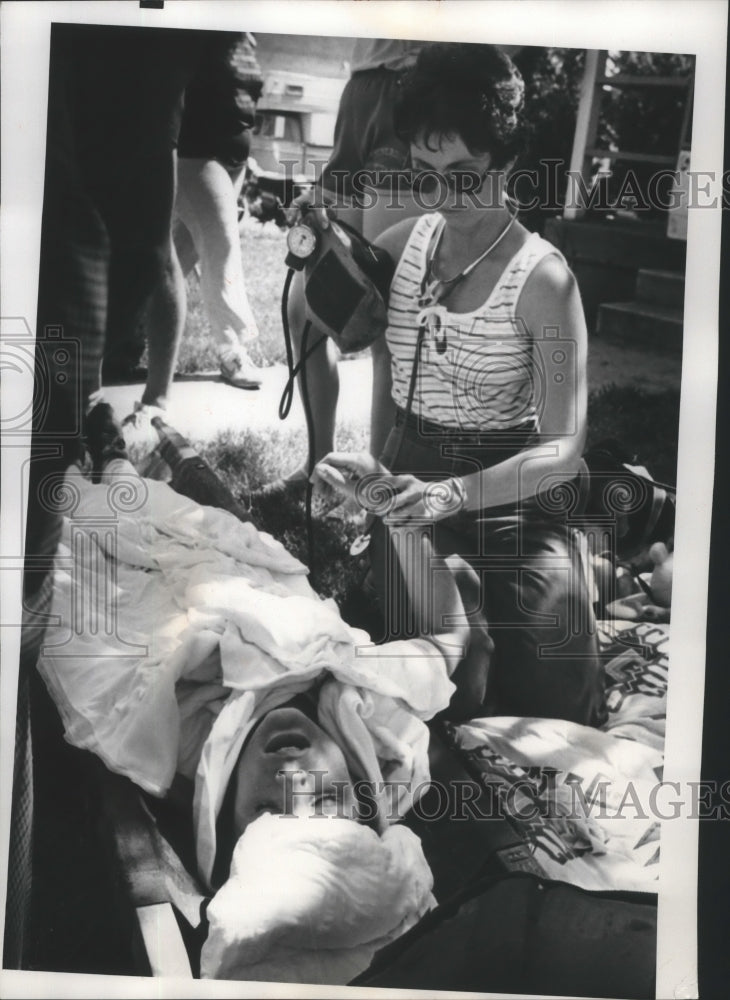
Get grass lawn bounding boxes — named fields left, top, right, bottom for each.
left=178, top=218, right=680, bottom=607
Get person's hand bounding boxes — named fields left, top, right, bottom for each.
left=312, top=452, right=390, bottom=511
left=285, top=189, right=337, bottom=231
left=313, top=457, right=466, bottom=522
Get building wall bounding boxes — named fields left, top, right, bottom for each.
left=254, top=32, right=354, bottom=79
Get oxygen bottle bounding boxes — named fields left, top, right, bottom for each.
left=151, top=417, right=251, bottom=523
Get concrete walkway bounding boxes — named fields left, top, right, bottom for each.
left=104, top=357, right=373, bottom=444
left=103, top=337, right=681, bottom=446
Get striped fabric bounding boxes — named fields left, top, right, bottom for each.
left=386, top=214, right=563, bottom=432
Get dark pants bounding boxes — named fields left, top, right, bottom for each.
left=371, top=411, right=606, bottom=727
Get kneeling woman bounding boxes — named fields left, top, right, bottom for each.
left=325, top=43, right=605, bottom=727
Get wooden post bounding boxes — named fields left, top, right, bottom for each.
left=134, top=903, right=194, bottom=978
left=564, top=50, right=606, bottom=220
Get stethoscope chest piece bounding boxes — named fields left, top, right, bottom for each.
left=349, top=533, right=371, bottom=556
left=416, top=304, right=449, bottom=354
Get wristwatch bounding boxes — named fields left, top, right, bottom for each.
left=423, top=477, right=467, bottom=518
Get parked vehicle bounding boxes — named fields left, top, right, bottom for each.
left=245, top=69, right=346, bottom=211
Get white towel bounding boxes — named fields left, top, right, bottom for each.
left=200, top=814, right=435, bottom=984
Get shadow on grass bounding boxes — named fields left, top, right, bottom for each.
left=586, top=384, right=680, bottom=487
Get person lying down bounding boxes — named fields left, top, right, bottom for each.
left=36, top=454, right=473, bottom=984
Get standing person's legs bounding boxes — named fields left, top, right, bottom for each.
left=263, top=69, right=400, bottom=488
left=175, top=157, right=261, bottom=388
left=75, top=25, right=201, bottom=417
left=96, top=148, right=186, bottom=414
left=276, top=272, right=340, bottom=482
left=265, top=201, right=366, bottom=486
left=141, top=231, right=187, bottom=412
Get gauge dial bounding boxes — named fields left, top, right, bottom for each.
left=286, top=224, right=318, bottom=259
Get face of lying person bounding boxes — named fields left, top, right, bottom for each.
left=232, top=706, right=358, bottom=838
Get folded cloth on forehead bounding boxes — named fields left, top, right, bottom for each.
left=200, top=814, right=435, bottom=985
left=37, top=464, right=454, bottom=885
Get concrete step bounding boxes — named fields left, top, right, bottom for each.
left=596, top=300, right=683, bottom=355
left=544, top=218, right=687, bottom=328
left=635, top=268, right=685, bottom=309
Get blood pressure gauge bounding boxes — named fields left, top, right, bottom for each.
left=285, top=223, right=319, bottom=270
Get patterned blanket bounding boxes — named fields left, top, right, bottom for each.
left=444, top=621, right=669, bottom=893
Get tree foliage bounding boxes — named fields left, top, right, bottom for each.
left=512, top=47, right=694, bottom=229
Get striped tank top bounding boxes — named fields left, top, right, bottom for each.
left=386, top=213, right=564, bottom=432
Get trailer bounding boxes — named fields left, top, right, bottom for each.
left=248, top=69, right=347, bottom=204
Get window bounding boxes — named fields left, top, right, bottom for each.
left=253, top=111, right=303, bottom=144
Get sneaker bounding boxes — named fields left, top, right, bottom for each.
left=84, top=402, right=128, bottom=482
left=219, top=347, right=262, bottom=390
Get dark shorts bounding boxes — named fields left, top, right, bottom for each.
left=61, top=24, right=197, bottom=164
left=177, top=34, right=261, bottom=168
left=321, top=68, right=412, bottom=201
left=178, top=105, right=253, bottom=169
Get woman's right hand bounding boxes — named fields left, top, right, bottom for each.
left=311, top=452, right=390, bottom=510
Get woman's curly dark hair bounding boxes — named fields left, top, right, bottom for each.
left=394, top=43, right=526, bottom=169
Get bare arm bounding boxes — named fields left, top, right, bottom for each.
left=460, top=255, right=588, bottom=510
left=388, top=522, right=469, bottom=676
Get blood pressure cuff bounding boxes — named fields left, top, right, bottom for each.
left=302, top=220, right=395, bottom=354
